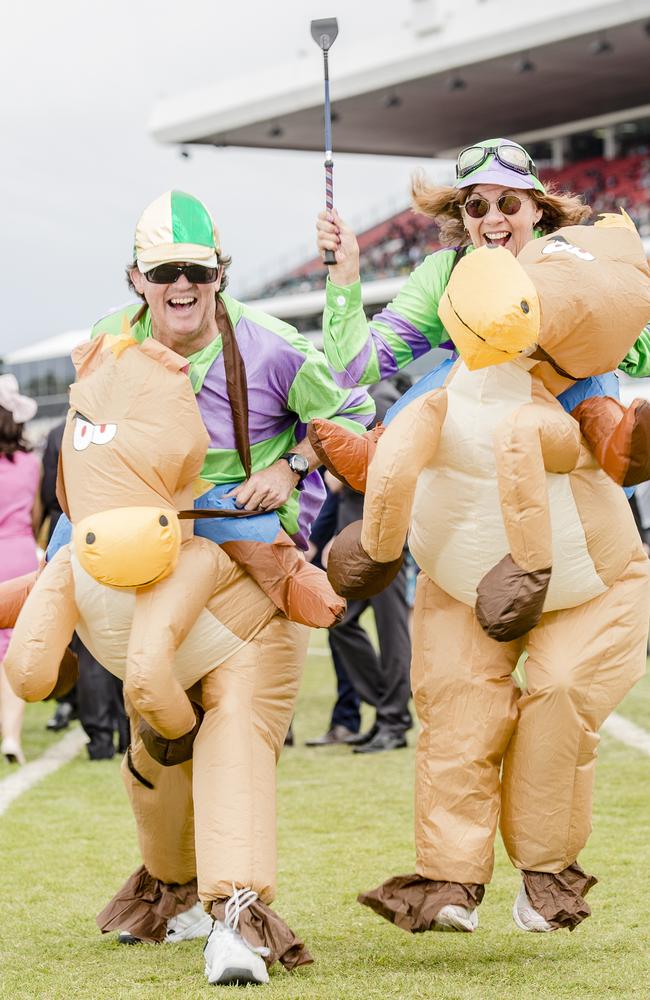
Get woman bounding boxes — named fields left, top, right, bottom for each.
left=0, top=375, right=40, bottom=765
left=313, top=140, right=650, bottom=934
left=316, top=137, right=650, bottom=388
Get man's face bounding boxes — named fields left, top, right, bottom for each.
left=130, top=263, right=222, bottom=352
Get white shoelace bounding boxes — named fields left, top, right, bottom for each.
left=221, top=886, right=270, bottom=957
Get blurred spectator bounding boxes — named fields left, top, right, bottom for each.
left=0, top=376, right=40, bottom=765
left=306, top=378, right=413, bottom=754
left=304, top=484, right=362, bottom=746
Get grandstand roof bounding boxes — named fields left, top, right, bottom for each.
left=150, top=3, right=650, bottom=157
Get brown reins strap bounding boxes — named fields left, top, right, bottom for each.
left=216, top=295, right=252, bottom=480
left=177, top=507, right=279, bottom=520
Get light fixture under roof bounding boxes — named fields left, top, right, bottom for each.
left=383, top=93, right=402, bottom=108
left=446, top=75, right=467, bottom=92
left=590, top=37, right=613, bottom=54
left=268, top=125, right=284, bottom=138
left=515, top=55, right=535, bottom=73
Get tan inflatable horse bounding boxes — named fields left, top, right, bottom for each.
left=3, top=332, right=311, bottom=965
left=312, top=214, right=650, bottom=932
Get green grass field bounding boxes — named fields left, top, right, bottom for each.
left=1, top=635, right=649, bottom=1000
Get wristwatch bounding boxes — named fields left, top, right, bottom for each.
left=281, top=452, right=310, bottom=483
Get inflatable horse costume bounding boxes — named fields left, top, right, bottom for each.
left=2, top=331, right=313, bottom=979
left=312, top=214, right=650, bottom=933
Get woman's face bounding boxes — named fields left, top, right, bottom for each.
left=460, top=184, right=543, bottom=257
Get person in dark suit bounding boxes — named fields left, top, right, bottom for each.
left=307, top=378, right=413, bottom=754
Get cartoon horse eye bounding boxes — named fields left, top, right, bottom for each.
left=92, top=423, right=117, bottom=445
left=73, top=416, right=94, bottom=451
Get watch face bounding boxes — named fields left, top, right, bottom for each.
left=287, top=453, right=309, bottom=475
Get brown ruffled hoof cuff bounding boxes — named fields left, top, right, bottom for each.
left=358, top=875, right=485, bottom=933
left=522, top=863, right=598, bottom=931
left=209, top=898, right=313, bottom=971
left=96, top=865, right=199, bottom=943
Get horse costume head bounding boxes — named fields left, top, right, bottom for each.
left=439, top=211, right=650, bottom=377
left=59, top=332, right=209, bottom=588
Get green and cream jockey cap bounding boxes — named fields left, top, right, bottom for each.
left=134, top=190, right=221, bottom=272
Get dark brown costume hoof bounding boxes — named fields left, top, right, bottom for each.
left=138, top=703, right=204, bottom=766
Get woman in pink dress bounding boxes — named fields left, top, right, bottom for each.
left=0, top=375, right=40, bottom=764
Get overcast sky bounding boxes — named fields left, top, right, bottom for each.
left=0, top=0, right=455, bottom=358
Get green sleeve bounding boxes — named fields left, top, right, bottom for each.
left=322, top=248, right=458, bottom=386
left=619, top=323, right=650, bottom=378
left=287, top=341, right=375, bottom=433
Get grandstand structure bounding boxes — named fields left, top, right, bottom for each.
left=5, top=1, right=650, bottom=431
left=150, top=0, right=650, bottom=300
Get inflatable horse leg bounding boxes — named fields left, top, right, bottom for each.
left=308, top=419, right=384, bottom=493
left=221, top=530, right=345, bottom=628
left=96, top=695, right=200, bottom=944
left=0, top=570, right=40, bottom=629
left=358, top=572, right=521, bottom=931
left=3, top=548, right=78, bottom=702
left=500, top=549, right=650, bottom=929
left=193, top=616, right=313, bottom=969
left=573, top=394, right=650, bottom=486
left=125, top=537, right=225, bottom=740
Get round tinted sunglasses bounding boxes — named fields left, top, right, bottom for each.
left=144, top=263, right=219, bottom=284
left=462, top=194, right=523, bottom=219
left=456, top=143, right=538, bottom=180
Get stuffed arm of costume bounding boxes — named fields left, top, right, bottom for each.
left=126, top=537, right=231, bottom=740
left=322, top=250, right=457, bottom=387
left=477, top=403, right=581, bottom=641
left=327, top=389, right=447, bottom=598
left=3, top=547, right=79, bottom=701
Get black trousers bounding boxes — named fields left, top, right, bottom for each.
left=70, top=636, right=130, bottom=759
left=328, top=561, right=412, bottom=736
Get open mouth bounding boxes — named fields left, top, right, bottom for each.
left=167, top=295, right=197, bottom=313
left=483, top=231, right=511, bottom=248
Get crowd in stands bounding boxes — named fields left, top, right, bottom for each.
left=542, top=151, right=650, bottom=237
left=256, top=151, right=650, bottom=299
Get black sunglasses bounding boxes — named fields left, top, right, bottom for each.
left=144, top=263, right=219, bottom=284
left=462, top=194, right=523, bottom=219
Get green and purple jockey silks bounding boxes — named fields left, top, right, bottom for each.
left=135, top=190, right=221, bottom=271
left=92, top=295, right=374, bottom=548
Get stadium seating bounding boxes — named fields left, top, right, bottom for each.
left=258, top=153, right=650, bottom=297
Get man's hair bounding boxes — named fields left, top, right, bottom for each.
left=125, top=254, right=232, bottom=301
left=0, top=404, right=32, bottom=459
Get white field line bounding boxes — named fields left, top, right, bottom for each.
left=0, top=727, right=87, bottom=816
left=309, top=647, right=331, bottom=657
left=602, top=712, right=650, bottom=757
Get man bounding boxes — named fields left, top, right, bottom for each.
left=306, top=379, right=412, bottom=752
left=92, top=190, right=374, bottom=985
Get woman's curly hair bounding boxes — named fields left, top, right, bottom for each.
left=410, top=171, right=592, bottom=248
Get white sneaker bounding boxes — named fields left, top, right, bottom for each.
left=204, top=888, right=270, bottom=986
left=165, top=901, right=213, bottom=942
left=512, top=883, right=553, bottom=932
left=433, top=904, right=479, bottom=932
left=117, top=901, right=213, bottom=945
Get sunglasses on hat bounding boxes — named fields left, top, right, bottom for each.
left=456, top=142, right=539, bottom=180
left=144, top=263, right=219, bottom=284
left=462, top=194, right=524, bottom=219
